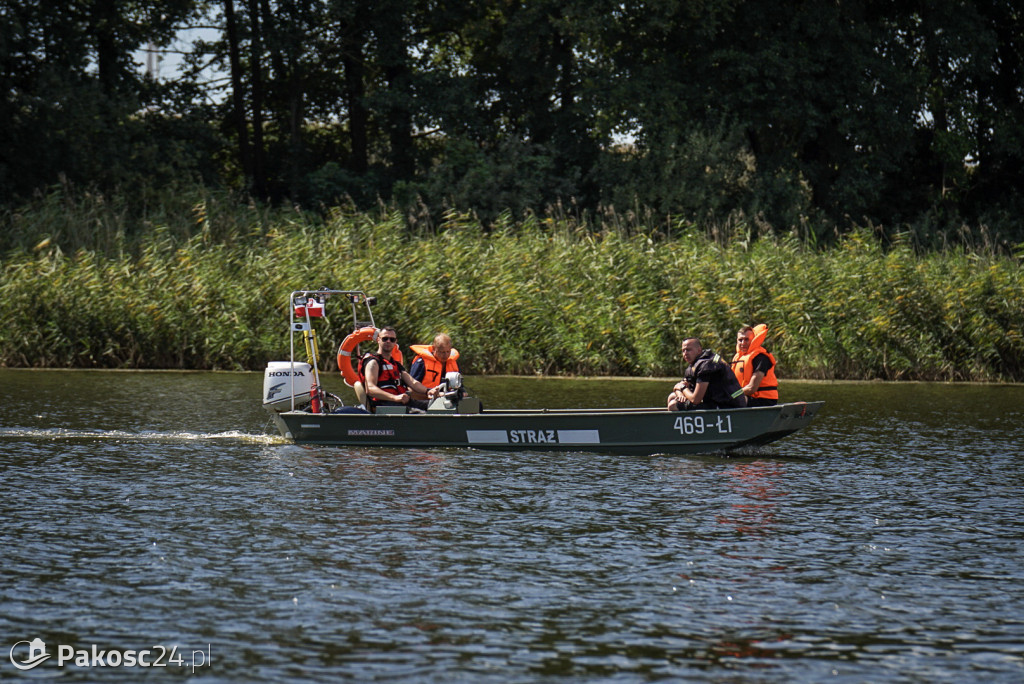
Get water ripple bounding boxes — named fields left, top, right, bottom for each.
left=1, top=374, right=1023, bottom=681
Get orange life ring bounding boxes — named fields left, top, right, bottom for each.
left=337, top=327, right=404, bottom=387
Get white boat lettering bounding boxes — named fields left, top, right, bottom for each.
left=348, top=429, right=395, bottom=437
left=674, top=415, right=733, bottom=435
left=510, top=429, right=557, bottom=444
left=467, top=429, right=600, bottom=445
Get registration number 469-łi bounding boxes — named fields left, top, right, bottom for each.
left=674, top=414, right=733, bottom=435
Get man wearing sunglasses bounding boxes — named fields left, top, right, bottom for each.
left=359, top=326, right=440, bottom=412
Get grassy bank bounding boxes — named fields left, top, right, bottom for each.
left=2, top=202, right=1022, bottom=381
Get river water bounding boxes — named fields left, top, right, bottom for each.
left=1, top=370, right=1022, bottom=682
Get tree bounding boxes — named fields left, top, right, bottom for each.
left=3, top=0, right=1023, bottom=245
left=0, top=0, right=202, bottom=202
left=396, top=0, right=614, bottom=219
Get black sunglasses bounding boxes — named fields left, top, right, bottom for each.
left=380, top=336, right=397, bottom=342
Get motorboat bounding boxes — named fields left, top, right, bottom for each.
left=262, top=289, right=823, bottom=455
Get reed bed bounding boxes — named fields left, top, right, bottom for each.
left=2, top=203, right=1022, bottom=381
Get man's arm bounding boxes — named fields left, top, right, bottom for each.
left=688, top=381, right=709, bottom=405
left=409, top=357, right=425, bottom=383
left=743, top=353, right=773, bottom=395
left=402, top=371, right=439, bottom=399
left=676, top=380, right=709, bottom=405
left=743, top=370, right=766, bottom=396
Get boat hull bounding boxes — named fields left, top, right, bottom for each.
left=269, top=401, right=825, bottom=455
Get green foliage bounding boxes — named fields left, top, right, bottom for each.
left=0, top=0, right=207, bottom=202
left=0, top=185, right=280, bottom=255
left=4, top=0, right=1024, bottom=245
left=393, top=137, right=581, bottom=224
left=2, top=200, right=1021, bottom=381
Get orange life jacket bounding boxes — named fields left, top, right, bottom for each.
left=409, top=344, right=460, bottom=388
left=730, top=324, right=779, bottom=401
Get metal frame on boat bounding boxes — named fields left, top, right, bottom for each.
left=262, top=289, right=824, bottom=455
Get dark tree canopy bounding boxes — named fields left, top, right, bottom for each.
left=2, top=0, right=1023, bottom=244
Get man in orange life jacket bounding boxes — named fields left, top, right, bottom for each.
left=730, top=324, right=779, bottom=407
left=409, top=333, right=460, bottom=389
left=360, top=326, right=440, bottom=412
left=667, top=338, right=747, bottom=411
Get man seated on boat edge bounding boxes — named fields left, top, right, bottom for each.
left=667, top=337, right=748, bottom=411
left=359, top=326, right=442, bottom=413
left=731, top=324, right=779, bottom=407
left=409, top=333, right=460, bottom=390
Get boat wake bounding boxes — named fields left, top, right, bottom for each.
left=0, top=426, right=285, bottom=445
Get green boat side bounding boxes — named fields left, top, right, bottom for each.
left=268, top=401, right=825, bottom=456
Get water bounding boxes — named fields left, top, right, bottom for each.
left=1, top=370, right=1022, bottom=682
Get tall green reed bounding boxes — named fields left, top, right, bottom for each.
left=2, top=203, right=1021, bottom=381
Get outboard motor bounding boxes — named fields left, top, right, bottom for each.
left=426, top=372, right=472, bottom=412
left=438, top=372, right=465, bottom=399
left=262, top=361, right=314, bottom=412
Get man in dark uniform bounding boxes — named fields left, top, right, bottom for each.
left=667, top=338, right=747, bottom=411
